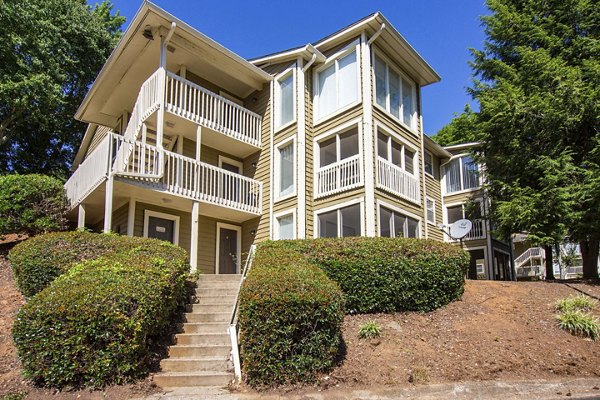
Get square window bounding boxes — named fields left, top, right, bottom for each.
left=318, top=209, right=338, bottom=238
left=317, top=203, right=362, bottom=238
left=276, top=213, right=295, bottom=240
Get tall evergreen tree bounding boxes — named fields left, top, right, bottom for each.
left=0, top=0, right=125, bottom=177
left=432, top=104, right=479, bottom=146
left=470, top=0, right=600, bottom=278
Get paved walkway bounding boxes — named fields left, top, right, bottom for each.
left=134, top=378, right=600, bottom=400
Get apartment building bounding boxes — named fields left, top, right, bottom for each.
left=65, top=2, right=510, bottom=280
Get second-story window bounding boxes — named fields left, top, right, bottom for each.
left=275, top=70, right=295, bottom=129
left=275, top=137, right=295, bottom=200
left=443, top=155, right=480, bottom=194
left=374, top=53, right=417, bottom=130
left=377, top=131, right=417, bottom=175
left=320, top=127, right=359, bottom=168
left=424, top=152, right=434, bottom=176
left=315, top=41, right=359, bottom=121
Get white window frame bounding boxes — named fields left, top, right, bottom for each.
left=274, top=65, right=297, bottom=132
left=376, top=124, right=419, bottom=176
left=424, top=151, right=434, bottom=177
left=143, top=209, right=180, bottom=245
left=441, top=153, right=482, bottom=195
left=273, top=208, right=297, bottom=240
left=274, top=135, right=297, bottom=202
left=218, top=155, right=243, bottom=174
left=313, top=197, right=365, bottom=238
left=313, top=118, right=364, bottom=198
left=372, top=48, right=418, bottom=134
left=426, top=197, right=436, bottom=225
left=443, top=199, right=484, bottom=225
left=313, top=39, right=362, bottom=125
left=215, top=222, right=242, bottom=275
left=376, top=199, right=422, bottom=239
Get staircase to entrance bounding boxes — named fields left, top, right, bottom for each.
left=153, top=274, right=242, bottom=388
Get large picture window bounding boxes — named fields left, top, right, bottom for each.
left=315, top=42, right=359, bottom=120
left=379, top=205, right=419, bottom=238
left=275, top=70, right=294, bottom=129
left=374, top=54, right=416, bottom=129
left=443, top=155, right=480, bottom=194
left=317, top=203, right=362, bottom=238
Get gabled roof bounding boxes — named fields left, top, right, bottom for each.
left=250, top=44, right=325, bottom=67
left=250, top=12, right=441, bottom=86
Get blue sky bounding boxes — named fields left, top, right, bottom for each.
left=104, top=0, right=489, bottom=135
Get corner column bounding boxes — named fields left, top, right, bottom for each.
left=77, top=204, right=86, bottom=229
left=361, top=31, right=376, bottom=236
left=103, top=176, right=114, bottom=233
left=190, top=201, right=199, bottom=272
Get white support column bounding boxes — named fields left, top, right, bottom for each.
left=127, top=198, right=135, bottom=236
left=103, top=176, right=114, bottom=233
left=77, top=204, right=86, bottom=229
left=190, top=201, right=200, bottom=272
left=361, top=32, right=376, bottom=237
left=196, top=126, right=202, bottom=161
left=296, top=57, right=307, bottom=239
left=268, top=81, right=275, bottom=239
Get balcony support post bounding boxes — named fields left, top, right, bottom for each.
left=127, top=198, right=135, bottom=236
left=77, top=203, right=86, bottom=229
left=196, top=126, right=202, bottom=161
left=361, top=31, right=376, bottom=236
left=190, top=201, right=200, bottom=272
left=103, top=175, right=114, bottom=233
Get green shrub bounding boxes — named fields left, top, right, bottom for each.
left=239, top=245, right=345, bottom=387
left=556, top=310, right=599, bottom=340
left=9, top=231, right=139, bottom=297
left=0, top=174, right=68, bottom=236
left=261, top=237, right=469, bottom=313
left=555, top=295, right=597, bottom=313
left=358, top=320, right=382, bottom=339
left=12, top=237, right=189, bottom=388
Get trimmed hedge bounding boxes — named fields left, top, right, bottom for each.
left=12, top=236, right=189, bottom=388
left=239, top=245, right=345, bottom=387
left=9, top=231, right=138, bottom=297
left=260, top=237, right=469, bottom=313
left=0, top=174, right=68, bottom=236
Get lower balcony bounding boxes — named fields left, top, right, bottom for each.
left=376, top=157, right=420, bottom=204
left=65, top=132, right=262, bottom=220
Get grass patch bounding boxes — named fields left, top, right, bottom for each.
left=358, top=321, right=382, bottom=339
left=1, top=392, right=27, bottom=400
left=556, top=310, right=599, bottom=340
left=555, top=294, right=597, bottom=313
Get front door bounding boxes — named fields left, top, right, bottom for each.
left=147, top=216, right=175, bottom=244
left=218, top=225, right=240, bottom=274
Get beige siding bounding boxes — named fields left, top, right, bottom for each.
left=111, top=203, right=129, bottom=235
left=84, top=125, right=111, bottom=159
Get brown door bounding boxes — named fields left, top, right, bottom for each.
left=147, top=216, right=175, bottom=244
left=219, top=227, right=239, bottom=274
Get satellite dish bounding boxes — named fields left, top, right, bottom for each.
left=449, top=219, right=472, bottom=240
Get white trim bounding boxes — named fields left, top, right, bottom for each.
left=313, top=39, right=362, bottom=125
left=425, top=196, right=436, bottom=226
left=269, top=80, right=274, bottom=239
left=313, top=197, right=365, bottom=238
left=376, top=199, right=422, bottom=239
left=274, top=64, right=297, bottom=132
left=143, top=209, right=180, bottom=245
left=274, top=135, right=297, bottom=202
left=273, top=208, right=297, bottom=240
left=372, top=47, right=419, bottom=135
left=296, top=57, right=307, bottom=239
left=218, top=155, right=243, bottom=174
left=362, top=31, right=376, bottom=237
left=215, top=222, right=242, bottom=274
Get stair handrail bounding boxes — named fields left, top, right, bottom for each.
left=227, top=244, right=256, bottom=382
left=515, top=247, right=544, bottom=267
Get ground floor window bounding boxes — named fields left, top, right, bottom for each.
left=274, top=210, right=295, bottom=240
left=317, top=202, right=362, bottom=238
left=378, top=205, right=419, bottom=238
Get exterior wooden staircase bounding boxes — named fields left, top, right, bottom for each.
left=153, top=274, right=242, bottom=388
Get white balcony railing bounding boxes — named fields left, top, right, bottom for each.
left=376, top=157, right=420, bottom=204
left=66, top=133, right=262, bottom=215
left=315, top=155, right=363, bottom=198
left=463, top=219, right=486, bottom=240
left=165, top=72, right=261, bottom=148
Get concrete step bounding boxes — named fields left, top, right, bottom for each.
left=186, top=303, right=231, bottom=313
left=184, top=312, right=230, bottom=323
left=175, top=333, right=230, bottom=346
left=154, top=371, right=233, bottom=388
left=195, top=295, right=236, bottom=305
left=195, top=288, right=239, bottom=297
left=198, top=274, right=242, bottom=282
left=196, top=282, right=240, bottom=290
left=160, top=356, right=229, bottom=372
left=169, top=344, right=231, bottom=358
left=181, top=322, right=229, bottom=334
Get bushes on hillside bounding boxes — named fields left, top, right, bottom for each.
left=239, top=245, right=345, bottom=387
left=0, top=174, right=68, bottom=236
left=9, top=231, right=138, bottom=296
left=12, top=236, right=189, bottom=388
left=261, top=237, right=469, bottom=313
